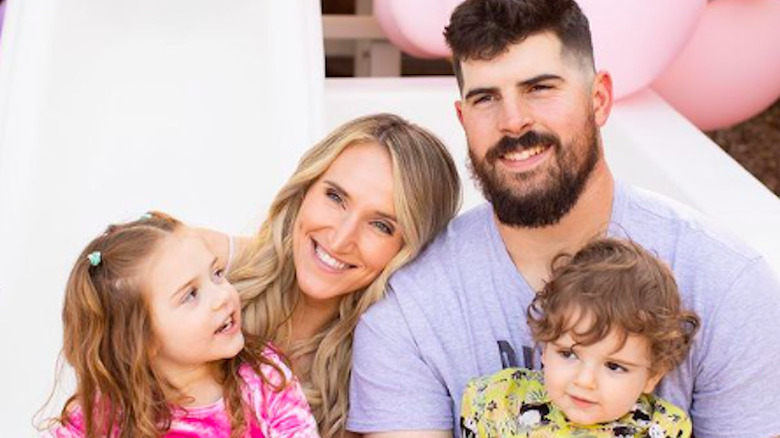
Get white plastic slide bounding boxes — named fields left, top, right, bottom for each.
left=0, top=0, right=323, bottom=434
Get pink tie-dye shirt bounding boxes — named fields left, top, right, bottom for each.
left=42, top=348, right=320, bottom=437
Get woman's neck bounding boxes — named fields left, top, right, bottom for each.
left=290, top=294, right=341, bottom=343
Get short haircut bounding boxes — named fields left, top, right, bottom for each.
left=444, top=0, right=595, bottom=90
left=527, top=238, right=700, bottom=375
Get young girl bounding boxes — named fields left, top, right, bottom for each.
left=42, top=212, right=319, bottom=438
left=460, top=238, right=700, bottom=438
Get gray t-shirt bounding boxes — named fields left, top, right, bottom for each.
left=348, top=181, right=780, bottom=438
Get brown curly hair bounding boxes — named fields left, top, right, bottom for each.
left=527, top=238, right=700, bottom=375
left=52, top=212, right=288, bottom=438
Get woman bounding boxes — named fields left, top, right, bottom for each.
left=207, top=113, right=461, bottom=437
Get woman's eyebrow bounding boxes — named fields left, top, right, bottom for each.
left=323, top=180, right=349, bottom=199
left=324, top=180, right=397, bottom=222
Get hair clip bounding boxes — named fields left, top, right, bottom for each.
left=87, top=251, right=102, bottom=267
left=140, top=212, right=153, bottom=220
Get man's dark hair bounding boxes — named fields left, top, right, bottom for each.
left=444, top=0, right=595, bottom=90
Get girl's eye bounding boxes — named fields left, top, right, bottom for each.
left=183, top=289, right=198, bottom=303
left=212, top=268, right=225, bottom=283
left=605, top=361, right=628, bottom=373
left=372, top=221, right=394, bottom=236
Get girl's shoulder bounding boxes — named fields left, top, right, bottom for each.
left=238, top=343, right=295, bottom=390
left=39, top=402, right=91, bottom=438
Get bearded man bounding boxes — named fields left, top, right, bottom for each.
left=348, top=1, right=780, bottom=437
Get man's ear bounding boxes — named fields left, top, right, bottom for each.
left=455, top=100, right=464, bottom=126
left=591, top=71, right=613, bottom=127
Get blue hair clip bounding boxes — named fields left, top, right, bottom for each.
left=140, top=212, right=153, bottom=220
left=87, top=251, right=102, bottom=267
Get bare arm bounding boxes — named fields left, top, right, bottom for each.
left=193, top=227, right=252, bottom=272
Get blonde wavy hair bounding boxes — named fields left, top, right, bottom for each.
left=230, top=113, right=462, bottom=437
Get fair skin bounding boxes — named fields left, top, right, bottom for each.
left=455, top=31, right=614, bottom=292
left=199, top=143, right=401, bottom=438
left=144, top=228, right=244, bottom=406
left=200, top=142, right=403, bottom=347
left=291, top=142, right=404, bottom=340
left=541, top=314, right=662, bottom=425
left=369, top=31, right=615, bottom=438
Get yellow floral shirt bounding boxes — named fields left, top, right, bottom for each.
left=460, top=368, right=691, bottom=438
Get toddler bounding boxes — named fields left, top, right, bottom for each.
left=461, top=238, right=699, bottom=438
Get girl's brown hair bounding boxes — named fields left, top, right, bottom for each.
left=54, top=212, right=286, bottom=438
left=527, top=238, right=700, bottom=375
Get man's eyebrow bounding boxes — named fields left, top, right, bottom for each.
left=520, top=74, right=563, bottom=87
left=464, top=86, right=498, bottom=101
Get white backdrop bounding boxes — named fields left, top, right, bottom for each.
left=0, top=1, right=323, bottom=435
left=1, top=1, right=779, bottom=436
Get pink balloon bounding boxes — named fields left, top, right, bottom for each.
left=375, top=0, right=705, bottom=101
left=374, top=0, right=464, bottom=59
left=652, top=0, right=780, bottom=131
left=577, top=0, right=706, bottom=100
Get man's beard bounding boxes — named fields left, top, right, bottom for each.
left=468, top=120, right=600, bottom=228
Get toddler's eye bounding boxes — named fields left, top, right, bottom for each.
left=605, top=361, right=628, bottom=373
left=558, top=348, right=577, bottom=360
left=183, top=289, right=198, bottom=303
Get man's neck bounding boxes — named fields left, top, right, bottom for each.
left=496, top=164, right=614, bottom=291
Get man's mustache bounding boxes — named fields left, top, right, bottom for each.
left=486, top=131, right=560, bottom=162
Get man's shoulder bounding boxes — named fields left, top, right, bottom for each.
left=393, top=203, right=495, bottom=279
left=359, top=203, right=496, bottom=323
left=619, top=183, right=762, bottom=265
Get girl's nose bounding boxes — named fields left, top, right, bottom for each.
left=210, top=284, right=230, bottom=310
